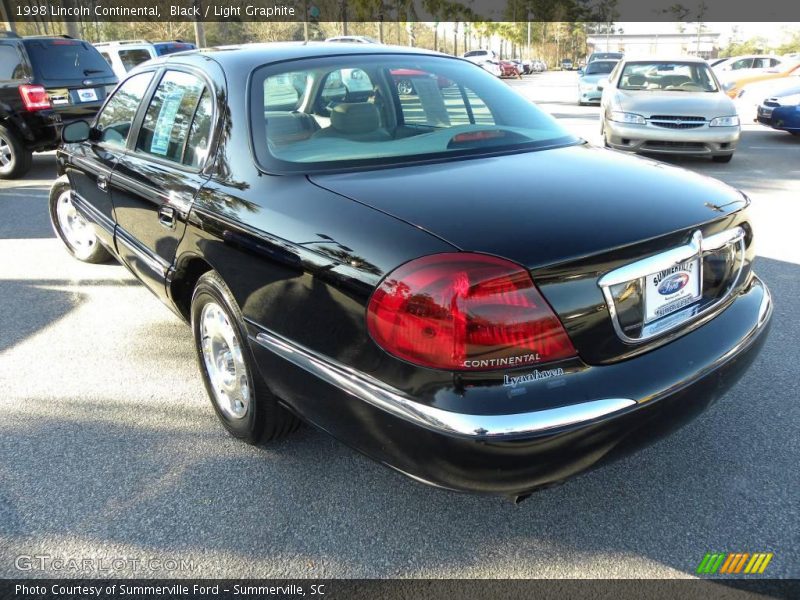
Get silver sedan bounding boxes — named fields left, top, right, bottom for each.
left=600, top=57, right=740, bottom=163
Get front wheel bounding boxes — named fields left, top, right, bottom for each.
left=712, top=154, right=734, bottom=163
left=191, top=271, right=300, bottom=444
left=49, top=181, right=112, bottom=263
left=0, top=124, right=33, bottom=179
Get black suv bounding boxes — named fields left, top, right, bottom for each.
left=0, top=32, right=117, bottom=178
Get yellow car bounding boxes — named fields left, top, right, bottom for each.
left=722, top=61, right=800, bottom=98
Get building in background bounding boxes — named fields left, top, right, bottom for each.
left=586, top=31, right=721, bottom=59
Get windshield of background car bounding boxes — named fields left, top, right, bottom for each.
left=250, top=54, right=578, bottom=173
left=618, top=62, right=719, bottom=92
left=590, top=53, right=622, bottom=62
left=23, top=39, right=115, bottom=81
left=154, top=42, right=196, bottom=56
left=585, top=60, right=618, bottom=75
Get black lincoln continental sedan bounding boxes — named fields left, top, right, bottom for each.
left=50, top=43, right=772, bottom=499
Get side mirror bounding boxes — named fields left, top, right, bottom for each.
left=61, top=120, right=91, bottom=143
left=597, top=78, right=608, bottom=91
left=578, top=68, right=585, bottom=76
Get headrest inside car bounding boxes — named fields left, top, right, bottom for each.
left=627, top=74, right=646, bottom=86
left=330, top=102, right=380, bottom=134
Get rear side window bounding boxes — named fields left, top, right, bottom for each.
left=95, top=71, right=154, bottom=148
left=24, top=40, right=114, bottom=81
left=118, top=49, right=152, bottom=72
left=398, top=78, right=495, bottom=127
left=135, top=70, right=211, bottom=167
left=0, top=44, right=27, bottom=80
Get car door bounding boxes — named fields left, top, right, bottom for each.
left=110, top=68, right=215, bottom=301
left=65, top=71, right=156, bottom=248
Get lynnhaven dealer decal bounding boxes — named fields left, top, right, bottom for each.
left=503, top=368, right=565, bottom=387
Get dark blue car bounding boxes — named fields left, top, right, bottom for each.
left=757, top=88, right=800, bottom=136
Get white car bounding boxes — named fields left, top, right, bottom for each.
left=94, top=40, right=196, bottom=79
left=462, top=49, right=498, bottom=64
left=325, top=36, right=380, bottom=44
left=600, top=56, right=740, bottom=163
left=712, top=55, right=785, bottom=83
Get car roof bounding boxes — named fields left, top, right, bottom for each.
left=142, top=41, right=449, bottom=72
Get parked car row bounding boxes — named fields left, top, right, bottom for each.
left=461, top=49, right=548, bottom=78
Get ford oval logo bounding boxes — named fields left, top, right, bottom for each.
left=658, top=273, right=689, bottom=295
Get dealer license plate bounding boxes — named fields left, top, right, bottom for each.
left=77, top=88, right=98, bottom=103
left=644, top=259, right=701, bottom=323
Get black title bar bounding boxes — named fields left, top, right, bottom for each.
left=2, top=0, right=799, bottom=23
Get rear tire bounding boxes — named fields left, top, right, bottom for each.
left=712, top=154, right=734, bottom=163
left=790, top=131, right=800, bottom=137
left=49, top=180, right=112, bottom=263
left=191, top=271, right=300, bottom=444
left=0, top=124, right=33, bottom=179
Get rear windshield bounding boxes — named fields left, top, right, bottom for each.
left=250, top=54, right=578, bottom=174
left=24, top=39, right=114, bottom=81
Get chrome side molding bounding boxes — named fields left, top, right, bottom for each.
left=250, top=325, right=635, bottom=440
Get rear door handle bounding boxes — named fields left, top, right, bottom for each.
left=97, top=174, right=108, bottom=192
left=158, top=205, right=176, bottom=229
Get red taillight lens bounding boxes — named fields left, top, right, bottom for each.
left=19, top=85, right=51, bottom=111
left=367, top=253, right=577, bottom=371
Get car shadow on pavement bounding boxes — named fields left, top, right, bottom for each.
left=0, top=257, right=796, bottom=578
left=0, top=277, right=144, bottom=354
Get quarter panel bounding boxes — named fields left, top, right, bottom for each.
left=177, top=175, right=458, bottom=394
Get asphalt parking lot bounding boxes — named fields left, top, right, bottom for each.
left=0, top=70, right=798, bottom=579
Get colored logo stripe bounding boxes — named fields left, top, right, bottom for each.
left=744, top=553, right=773, bottom=574
left=697, top=552, right=773, bottom=575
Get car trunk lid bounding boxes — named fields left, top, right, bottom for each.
left=310, top=143, right=752, bottom=364
left=309, top=143, right=746, bottom=269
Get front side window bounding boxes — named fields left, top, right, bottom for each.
left=95, top=71, right=154, bottom=148
left=136, top=70, right=210, bottom=165
left=251, top=54, right=577, bottom=173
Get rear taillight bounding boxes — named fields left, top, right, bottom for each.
left=19, top=85, right=51, bottom=111
left=367, top=253, right=577, bottom=371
